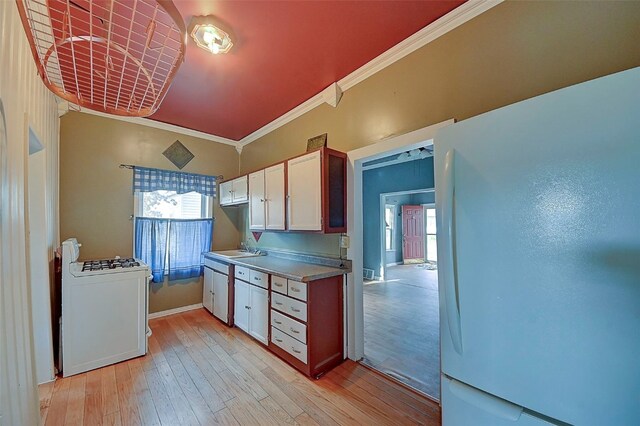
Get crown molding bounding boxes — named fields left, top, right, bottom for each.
left=71, top=1, right=501, bottom=149
left=72, top=105, right=238, bottom=147
left=238, top=0, right=502, bottom=148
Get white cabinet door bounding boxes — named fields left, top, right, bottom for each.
left=212, top=271, right=228, bottom=323
left=248, top=170, right=265, bottom=230
left=287, top=150, right=322, bottom=231
left=203, top=267, right=214, bottom=313
left=234, top=280, right=250, bottom=333
left=249, top=285, right=269, bottom=345
left=232, top=175, right=248, bottom=203
left=264, top=163, right=285, bottom=230
left=219, top=181, right=233, bottom=205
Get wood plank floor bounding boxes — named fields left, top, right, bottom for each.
left=40, top=309, right=441, bottom=425
left=363, top=264, right=440, bottom=399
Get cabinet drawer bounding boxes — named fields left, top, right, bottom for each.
left=271, top=327, right=307, bottom=364
left=271, top=276, right=287, bottom=295
left=271, top=293, right=307, bottom=322
left=271, top=310, right=306, bottom=344
left=234, top=266, right=250, bottom=281
left=204, top=258, right=229, bottom=275
left=287, top=280, right=307, bottom=301
left=250, top=270, right=268, bottom=289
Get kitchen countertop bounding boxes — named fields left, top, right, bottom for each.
left=204, top=252, right=351, bottom=282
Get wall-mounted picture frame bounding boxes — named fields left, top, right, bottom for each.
left=307, top=133, right=327, bottom=152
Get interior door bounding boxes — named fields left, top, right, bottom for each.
left=265, top=163, right=285, bottom=230
left=249, top=285, right=268, bottom=344
left=249, top=171, right=265, bottom=230
left=402, top=205, right=424, bottom=263
left=435, top=68, right=640, bottom=425
left=233, top=280, right=249, bottom=333
left=203, top=267, right=214, bottom=313
left=212, top=271, right=228, bottom=322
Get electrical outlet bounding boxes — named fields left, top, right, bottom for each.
left=340, top=235, right=350, bottom=249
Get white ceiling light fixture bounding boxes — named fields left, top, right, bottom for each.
left=189, top=16, right=233, bottom=55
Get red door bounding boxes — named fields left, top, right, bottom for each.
left=402, top=205, right=424, bottom=263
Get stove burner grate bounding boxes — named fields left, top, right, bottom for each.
left=82, top=258, right=141, bottom=272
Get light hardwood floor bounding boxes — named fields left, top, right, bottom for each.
left=363, top=264, right=440, bottom=399
left=39, top=309, right=440, bottom=425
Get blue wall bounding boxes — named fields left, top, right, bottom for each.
left=363, top=157, right=435, bottom=275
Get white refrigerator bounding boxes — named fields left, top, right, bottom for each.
left=435, top=67, right=640, bottom=425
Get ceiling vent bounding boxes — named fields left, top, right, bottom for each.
left=16, top=0, right=187, bottom=117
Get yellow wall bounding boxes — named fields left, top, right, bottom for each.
left=0, top=2, right=60, bottom=424
left=59, top=112, right=240, bottom=312
left=238, top=0, right=640, bottom=255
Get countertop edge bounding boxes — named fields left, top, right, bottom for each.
left=204, top=252, right=350, bottom=282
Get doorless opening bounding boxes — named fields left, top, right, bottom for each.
left=345, top=119, right=453, bottom=401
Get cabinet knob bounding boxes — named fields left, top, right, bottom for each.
left=260, top=198, right=264, bottom=202
left=290, top=327, right=299, bottom=334
left=291, top=308, right=300, bottom=313
left=292, top=347, right=301, bottom=354
left=245, top=305, right=251, bottom=310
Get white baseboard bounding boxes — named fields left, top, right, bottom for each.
left=148, top=303, right=203, bottom=319
left=385, top=262, right=402, bottom=267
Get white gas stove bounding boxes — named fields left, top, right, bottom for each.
left=61, top=238, right=150, bottom=377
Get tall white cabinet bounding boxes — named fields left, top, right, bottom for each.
left=287, top=151, right=322, bottom=231
left=249, top=163, right=286, bottom=230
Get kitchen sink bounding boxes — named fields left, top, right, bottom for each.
left=209, top=249, right=261, bottom=258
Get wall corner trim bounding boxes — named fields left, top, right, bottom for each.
left=148, top=303, right=204, bottom=319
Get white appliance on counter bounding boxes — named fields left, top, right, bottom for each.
left=61, top=238, right=150, bottom=377
left=435, top=67, right=640, bottom=425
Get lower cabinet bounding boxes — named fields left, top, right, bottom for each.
left=234, top=279, right=268, bottom=345
left=212, top=271, right=229, bottom=323
left=203, top=258, right=232, bottom=325
left=203, top=267, right=214, bottom=313
left=225, top=260, right=344, bottom=378
left=268, top=275, right=344, bottom=379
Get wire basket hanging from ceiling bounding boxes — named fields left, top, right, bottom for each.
left=16, top=0, right=186, bottom=117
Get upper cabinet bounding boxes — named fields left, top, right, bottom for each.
left=225, top=147, right=346, bottom=233
left=287, top=151, right=322, bottom=231
left=220, top=175, right=248, bottom=206
left=249, top=163, right=286, bottom=231
left=288, top=148, right=346, bottom=233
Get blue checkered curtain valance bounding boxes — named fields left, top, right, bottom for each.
left=133, top=166, right=218, bottom=197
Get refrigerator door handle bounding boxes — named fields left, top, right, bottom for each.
left=443, top=149, right=463, bottom=354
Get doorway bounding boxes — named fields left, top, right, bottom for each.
left=344, top=119, right=452, bottom=401
left=363, top=185, right=440, bottom=398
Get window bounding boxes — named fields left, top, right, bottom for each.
left=385, top=204, right=395, bottom=251
left=134, top=190, right=213, bottom=282
left=425, top=207, right=437, bottom=262
left=137, top=190, right=212, bottom=219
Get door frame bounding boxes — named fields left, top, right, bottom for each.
left=345, top=119, right=454, bottom=360
left=379, top=189, right=434, bottom=280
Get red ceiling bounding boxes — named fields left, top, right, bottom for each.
left=149, top=1, right=466, bottom=140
